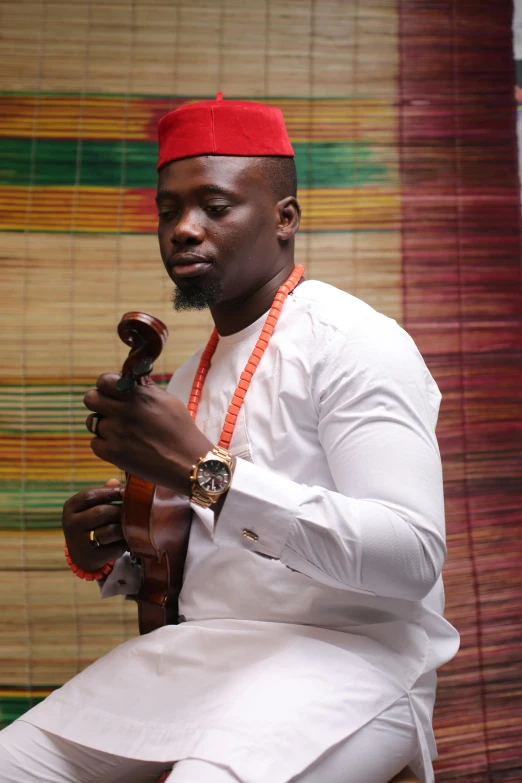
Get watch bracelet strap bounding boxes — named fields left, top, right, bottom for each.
left=212, top=445, right=234, bottom=465
left=190, top=446, right=234, bottom=508
left=191, top=484, right=215, bottom=508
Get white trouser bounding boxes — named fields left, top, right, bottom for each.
left=0, top=694, right=417, bottom=783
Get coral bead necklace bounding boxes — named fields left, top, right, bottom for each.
left=187, top=265, right=304, bottom=447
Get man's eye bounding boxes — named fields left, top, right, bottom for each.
left=158, top=210, right=177, bottom=221
left=205, top=205, right=229, bottom=214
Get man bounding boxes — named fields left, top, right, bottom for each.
left=0, top=95, right=459, bottom=783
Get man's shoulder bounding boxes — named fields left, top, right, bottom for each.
left=290, top=279, right=426, bottom=374
left=291, top=279, right=395, bottom=338
left=293, top=280, right=440, bottom=415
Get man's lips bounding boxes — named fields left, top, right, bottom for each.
left=169, top=254, right=214, bottom=279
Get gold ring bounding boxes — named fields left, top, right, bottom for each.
left=89, top=529, right=101, bottom=548
left=87, top=413, right=102, bottom=436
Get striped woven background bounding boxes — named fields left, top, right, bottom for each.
left=1, top=1, right=521, bottom=780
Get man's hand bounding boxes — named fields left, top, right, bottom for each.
left=62, top=479, right=127, bottom=572
left=84, top=374, right=214, bottom=495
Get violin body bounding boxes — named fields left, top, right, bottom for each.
left=117, top=311, right=192, bottom=635
left=122, top=479, right=191, bottom=635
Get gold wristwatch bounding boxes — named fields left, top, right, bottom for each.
left=190, top=446, right=235, bottom=508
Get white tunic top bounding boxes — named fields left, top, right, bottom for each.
left=21, top=280, right=460, bottom=783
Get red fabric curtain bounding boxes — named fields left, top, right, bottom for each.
left=399, top=2, right=522, bottom=781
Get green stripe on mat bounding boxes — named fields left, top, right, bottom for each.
left=1, top=138, right=390, bottom=189
left=0, top=482, right=114, bottom=530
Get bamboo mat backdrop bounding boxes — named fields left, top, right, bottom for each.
left=0, top=1, right=521, bottom=781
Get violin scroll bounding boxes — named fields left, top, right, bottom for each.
left=116, top=312, right=168, bottom=391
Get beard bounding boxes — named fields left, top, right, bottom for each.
left=172, top=279, right=224, bottom=311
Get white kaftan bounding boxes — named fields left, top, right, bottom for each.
left=20, top=280, right=460, bottom=783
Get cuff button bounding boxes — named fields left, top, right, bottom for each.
left=242, top=529, right=259, bottom=542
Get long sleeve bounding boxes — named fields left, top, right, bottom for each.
left=214, top=319, right=446, bottom=602
left=97, top=552, right=142, bottom=598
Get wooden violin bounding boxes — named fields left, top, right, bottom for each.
left=117, top=312, right=192, bottom=635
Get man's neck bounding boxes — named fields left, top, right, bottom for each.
left=209, top=263, right=296, bottom=337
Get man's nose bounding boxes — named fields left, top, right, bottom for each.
left=170, top=209, right=205, bottom=245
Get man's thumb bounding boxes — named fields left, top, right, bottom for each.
left=104, top=478, right=121, bottom=487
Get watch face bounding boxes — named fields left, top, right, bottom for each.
left=196, top=459, right=231, bottom=493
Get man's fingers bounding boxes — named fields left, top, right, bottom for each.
left=89, top=522, right=125, bottom=547
left=96, top=373, right=136, bottom=400
left=100, top=541, right=129, bottom=564
left=105, top=478, right=125, bottom=497
left=83, top=388, right=120, bottom=415
left=66, top=486, right=122, bottom=513
left=85, top=540, right=129, bottom=572
left=81, top=502, right=122, bottom=531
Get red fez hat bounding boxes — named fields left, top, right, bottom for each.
left=157, top=92, right=294, bottom=172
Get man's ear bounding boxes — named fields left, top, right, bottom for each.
left=276, top=197, right=301, bottom=241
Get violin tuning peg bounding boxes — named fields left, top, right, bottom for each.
left=116, top=372, right=137, bottom=392
left=133, top=356, right=154, bottom=377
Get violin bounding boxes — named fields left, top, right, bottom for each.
left=116, top=312, right=192, bottom=635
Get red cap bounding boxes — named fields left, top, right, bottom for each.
left=157, top=93, right=294, bottom=171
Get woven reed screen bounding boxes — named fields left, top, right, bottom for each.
left=1, top=1, right=521, bottom=780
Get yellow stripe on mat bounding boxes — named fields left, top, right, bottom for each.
left=0, top=95, right=397, bottom=144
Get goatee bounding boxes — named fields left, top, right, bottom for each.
left=172, top=280, right=224, bottom=311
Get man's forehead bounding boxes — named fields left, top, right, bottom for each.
left=156, top=155, right=265, bottom=195
left=156, top=183, right=237, bottom=202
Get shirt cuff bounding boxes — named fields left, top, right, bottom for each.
left=97, top=552, right=142, bottom=598
left=214, top=457, right=302, bottom=558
